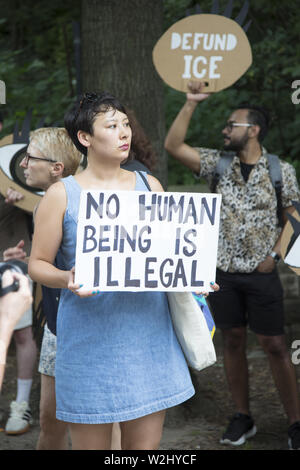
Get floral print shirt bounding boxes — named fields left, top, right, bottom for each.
left=194, top=147, right=300, bottom=273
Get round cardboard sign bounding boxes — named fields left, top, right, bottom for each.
left=153, top=14, right=252, bottom=93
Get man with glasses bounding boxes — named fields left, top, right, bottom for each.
left=164, top=81, right=300, bottom=450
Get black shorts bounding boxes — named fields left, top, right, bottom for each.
left=208, top=268, right=285, bottom=336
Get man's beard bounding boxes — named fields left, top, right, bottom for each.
left=223, top=133, right=249, bottom=152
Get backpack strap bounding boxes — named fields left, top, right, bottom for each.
left=266, top=153, right=283, bottom=228
left=211, top=152, right=234, bottom=193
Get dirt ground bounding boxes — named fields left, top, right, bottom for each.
left=1, top=325, right=300, bottom=452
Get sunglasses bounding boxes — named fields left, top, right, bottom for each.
left=23, top=153, right=56, bottom=165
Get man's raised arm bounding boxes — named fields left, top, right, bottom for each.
left=164, top=81, right=210, bottom=174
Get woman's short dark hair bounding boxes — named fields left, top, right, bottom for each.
left=64, top=91, right=127, bottom=156
left=237, top=103, right=270, bottom=142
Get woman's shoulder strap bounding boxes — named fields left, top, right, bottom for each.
left=135, top=170, right=151, bottom=191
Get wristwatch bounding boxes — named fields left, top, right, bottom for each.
left=270, top=251, right=281, bottom=263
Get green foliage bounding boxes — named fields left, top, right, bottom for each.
left=0, top=0, right=80, bottom=136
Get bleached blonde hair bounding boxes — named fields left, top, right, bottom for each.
left=29, top=127, right=83, bottom=177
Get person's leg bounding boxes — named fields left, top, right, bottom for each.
left=222, top=327, right=250, bottom=415
left=257, top=333, right=300, bottom=425
left=111, top=422, right=122, bottom=450
left=36, top=374, right=69, bottom=450
left=5, top=326, right=37, bottom=434
left=13, top=284, right=36, bottom=392
left=247, top=270, right=300, bottom=449
left=247, top=270, right=300, bottom=424
left=209, top=270, right=250, bottom=413
left=120, top=410, right=166, bottom=450
left=69, top=410, right=165, bottom=450
left=37, top=324, right=68, bottom=449
left=218, top=327, right=258, bottom=445
left=209, top=271, right=257, bottom=445
left=14, top=326, right=37, bottom=384
left=68, top=423, right=113, bottom=450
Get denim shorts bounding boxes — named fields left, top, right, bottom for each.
left=38, top=324, right=57, bottom=377
left=208, top=268, right=285, bottom=336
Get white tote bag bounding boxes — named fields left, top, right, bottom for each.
left=167, top=291, right=216, bottom=371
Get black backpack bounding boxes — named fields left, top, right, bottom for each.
left=211, top=152, right=283, bottom=227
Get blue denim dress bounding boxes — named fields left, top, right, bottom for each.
left=55, top=172, right=194, bottom=424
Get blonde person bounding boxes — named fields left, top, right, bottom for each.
left=27, top=92, right=198, bottom=450
left=4, top=127, right=82, bottom=447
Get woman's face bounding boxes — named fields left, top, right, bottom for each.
left=86, top=108, right=132, bottom=161
left=20, top=141, right=55, bottom=190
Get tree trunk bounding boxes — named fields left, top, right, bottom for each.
left=81, top=0, right=167, bottom=187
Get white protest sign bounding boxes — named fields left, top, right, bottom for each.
left=281, top=202, right=300, bottom=276
left=75, top=190, right=221, bottom=292
left=284, top=238, right=300, bottom=269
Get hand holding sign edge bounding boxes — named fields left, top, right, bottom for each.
left=68, top=266, right=100, bottom=298
left=186, top=81, right=211, bottom=102
left=195, top=281, right=219, bottom=297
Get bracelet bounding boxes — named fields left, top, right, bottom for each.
left=270, top=251, right=281, bottom=263
left=0, top=339, right=7, bottom=365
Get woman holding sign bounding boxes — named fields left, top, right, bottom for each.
left=28, top=92, right=197, bottom=450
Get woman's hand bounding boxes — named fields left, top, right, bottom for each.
left=67, top=267, right=101, bottom=298
left=195, top=281, right=220, bottom=297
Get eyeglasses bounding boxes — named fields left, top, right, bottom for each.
left=23, top=153, right=56, bottom=166
left=224, top=122, right=254, bottom=132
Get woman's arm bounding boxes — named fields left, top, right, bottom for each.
left=164, top=82, right=210, bottom=174
left=28, top=181, right=69, bottom=289
left=0, top=271, right=33, bottom=390
left=29, top=182, right=95, bottom=298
